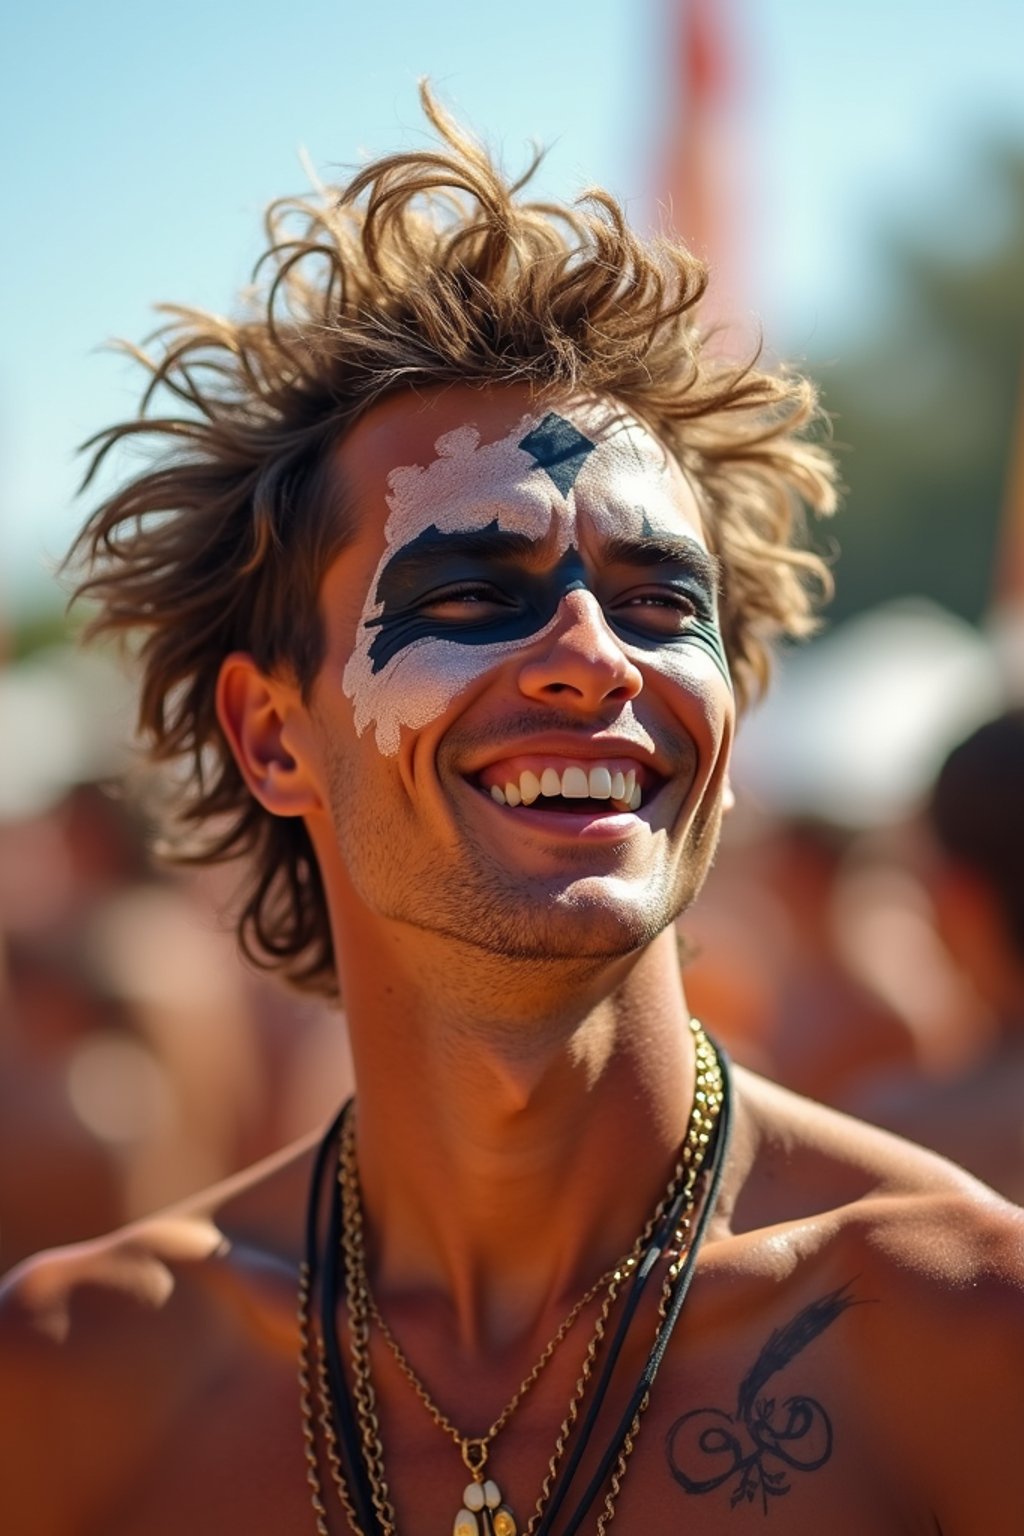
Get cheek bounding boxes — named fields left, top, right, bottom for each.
left=637, top=645, right=734, bottom=756
left=342, top=633, right=526, bottom=757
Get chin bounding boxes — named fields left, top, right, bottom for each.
left=398, top=870, right=684, bottom=962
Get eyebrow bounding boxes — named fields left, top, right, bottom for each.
left=379, top=523, right=721, bottom=596
left=602, top=534, right=722, bottom=596
left=379, top=526, right=551, bottom=586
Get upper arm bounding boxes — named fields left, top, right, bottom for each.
left=931, top=1209, right=1024, bottom=1535
left=0, top=1261, right=66, bottom=1534
left=0, top=1237, right=214, bottom=1536
left=0, top=1251, right=118, bottom=1535
left=860, top=1196, right=1024, bottom=1535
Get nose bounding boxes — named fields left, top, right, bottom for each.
left=517, top=590, right=643, bottom=711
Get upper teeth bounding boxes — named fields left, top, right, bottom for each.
left=490, top=765, right=641, bottom=811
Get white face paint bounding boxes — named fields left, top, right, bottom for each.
left=341, top=401, right=719, bottom=755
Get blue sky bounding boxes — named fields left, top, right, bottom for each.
left=3, top=0, right=1023, bottom=616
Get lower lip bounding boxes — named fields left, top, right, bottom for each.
left=475, top=787, right=650, bottom=842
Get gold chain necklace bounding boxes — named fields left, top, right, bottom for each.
left=365, top=1257, right=626, bottom=1528
left=298, top=1018, right=724, bottom=1535
left=342, top=1114, right=637, bottom=1536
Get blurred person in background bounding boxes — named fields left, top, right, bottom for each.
left=0, top=737, right=158, bottom=1271
left=851, top=708, right=1024, bottom=1202
left=0, top=660, right=348, bottom=1276
left=3, top=94, right=1024, bottom=1535
left=0, top=926, right=125, bottom=1265
left=682, top=811, right=923, bottom=1102
left=683, top=599, right=1008, bottom=1109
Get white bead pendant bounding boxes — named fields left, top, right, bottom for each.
left=454, top=1481, right=518, bottom=1536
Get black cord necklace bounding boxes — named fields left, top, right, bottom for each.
left=540, top=1054, right=732, bottom=1534
left=305, top=1099, right=378, bottom=1534
left=302, top=1044, right=732, bottom=1535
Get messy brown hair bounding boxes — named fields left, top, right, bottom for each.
left=68, top=89, right=837, bottom=997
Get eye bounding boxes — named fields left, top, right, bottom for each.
left=612, top=588, right=700, bottom=637
left=416, top=583, right=516, bottom=623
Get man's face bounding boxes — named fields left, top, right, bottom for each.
left=308, top=384, right=734, bottom=961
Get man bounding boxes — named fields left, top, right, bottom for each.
left=853, top=708, right=1024, bottom=1202
left=2, top=94, right=1022, bottom=1535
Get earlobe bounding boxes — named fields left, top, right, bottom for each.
left=215, top=653, right=323, bottom=817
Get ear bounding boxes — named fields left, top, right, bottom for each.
left=215, top=652, right=324, bottom=817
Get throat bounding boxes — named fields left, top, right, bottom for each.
left=299, top=1024, right=728, bottom=1534
left=354, top=1047, right=702, bottom=1350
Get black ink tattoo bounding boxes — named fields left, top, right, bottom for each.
left=666, top=1282, right=863, bottom=1516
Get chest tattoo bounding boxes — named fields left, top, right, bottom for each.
left=666, top=1282, right=866, bottom=1516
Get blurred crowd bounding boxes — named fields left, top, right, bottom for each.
left=0, top=639, right=354, bottom=1273
left=1, top=599, right=1023, bottom=1275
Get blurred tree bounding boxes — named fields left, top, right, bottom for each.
left=9, top=603, right=75, bottom=662
left=816, top=143, right=1024, bottom=625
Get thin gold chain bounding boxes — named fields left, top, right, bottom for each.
left=364, top=1238, right=634, bottom=1456
left=595, top=1396, right=646, bottom=1536
left=355, top=1017, right=722, bottom=1471
left=346, top=1126, right=644, bottom=1536
left=521, top=1259, right=634, bottom=1535
left=593, top=1024, right=725, bottom=1532
left=298, top=1018, right=724, bottom=1534
left=343, top=1122, right=638, bottom=1536
left=298, top=1257, right=365, bottom=1536
left=340, top=1133, right=401, bottom=1533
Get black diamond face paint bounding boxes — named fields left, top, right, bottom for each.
left=341, top=404, right=731, bottom=755
left=517, top=412, right=597, bottom=495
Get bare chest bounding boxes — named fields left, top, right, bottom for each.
left=376, top=1339, right=924, bottom=1536
left=103, top=1305, right=928, bottom=1536
left=110, top=1399, right=924, bottom=1536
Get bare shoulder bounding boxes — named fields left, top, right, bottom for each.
left=724, top=1068, right=1024, bottom=1533
left=732, top=1063, right=1024, bottom=1282
left=0, top=1131, right=319, bottom=1535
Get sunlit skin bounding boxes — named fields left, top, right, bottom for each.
left=340, top=398, right=730, bottom=756
left=3, top=385, right=1024, bottom=1536
left=263, top=386, right=736, bottom=1326
left=312, top=390, right=734, bottom=968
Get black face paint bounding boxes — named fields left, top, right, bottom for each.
left=363, top=520, right=731, bottom=683
left=638, top=504, right=660, bottom=539
left=517, top=413, right=597, bottom=495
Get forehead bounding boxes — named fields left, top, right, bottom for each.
left=334, top=385, right=705, bottom=551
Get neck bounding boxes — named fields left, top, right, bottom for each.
left=333, top=920, right=698, bottom=1352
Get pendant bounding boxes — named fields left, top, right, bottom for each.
left=452, top=1479, right=517, bottom=1536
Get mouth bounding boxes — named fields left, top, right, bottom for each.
left=472, top=755, right=663, bottom=818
